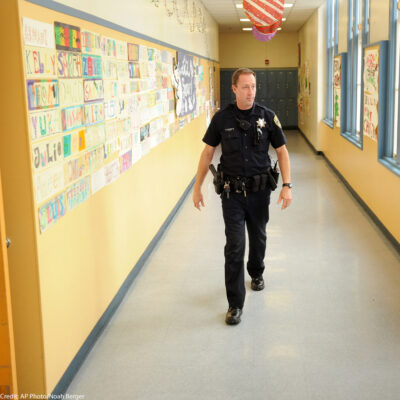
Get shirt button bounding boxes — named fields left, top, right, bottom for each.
left=245, top=146, right=248, bottom=149
left=244, top=134, right=247, bottom=136
left=245, top=158, right=248, bottom=162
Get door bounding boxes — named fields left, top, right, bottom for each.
left=0, top=171, right=17, bottom=396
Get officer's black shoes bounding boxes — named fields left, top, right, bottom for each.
left=225, top=307, right=242, bottom=325
left=251, top=275, right=265, bottom=291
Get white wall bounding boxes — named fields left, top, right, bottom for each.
left=59, top=0, right=219, bottom=60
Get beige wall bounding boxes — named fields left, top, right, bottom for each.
left=219, top=32, right=298, bottom=69
left=0, top=0, right=219, bottom=394
left=56, top=0, right=219, bottom=61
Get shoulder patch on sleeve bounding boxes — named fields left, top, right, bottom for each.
left=274, top=115, right=282, bottom=129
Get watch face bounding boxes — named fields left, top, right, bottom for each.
left=283, top=183, right=292, bottom=188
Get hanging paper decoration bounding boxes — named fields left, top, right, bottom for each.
left=252, top=26, right=277, bottom=41
left=244, top=0, right=284, bottom=37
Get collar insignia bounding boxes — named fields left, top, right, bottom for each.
left=257, top=118, right=266, bottom=128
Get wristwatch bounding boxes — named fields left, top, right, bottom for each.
left=282, top=183, right=293, bottom=188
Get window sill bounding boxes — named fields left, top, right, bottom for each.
left=341, top=131, right=363, bottom=149
left=379, top=157, right=400, bottom=178
left=322, top=118, right=334, bottom=128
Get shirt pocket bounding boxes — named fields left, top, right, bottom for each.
left=221, top=129, right=240, bottom=154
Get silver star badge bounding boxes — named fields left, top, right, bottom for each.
left=257, top=118, right=266, bottom=128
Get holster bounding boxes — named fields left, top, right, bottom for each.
left=209, top=164, right=223, bottom=195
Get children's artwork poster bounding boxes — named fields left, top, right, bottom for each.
left=34, top=163, right=64, bottom=204
left=27, top=79, right=59, bottom=110
left=66, top=177, right=90, bottom=211
left=82, top=54, right=102, bottom=79
left=81, top=30, right=103, bottom=55
left=83, top=79, right=104, bottom=102
left=25, top=47, right=57, bottom=78
left=84, top=102, right=104, bottom=126
left=128, top=43, right=139, bottom=61
left=58, top=79, right=84, bottom=107
left=57, top=52, right=82, bottom=78
left=363, top=46, right=380, bottom=141
left=23, top=17, right=214, bottom=232
left=32, top=136, right=63, bottom=171
left=61, top=105, right=84, bottom=131
left=38, top=192, right=67, bottom=232
left=333, top=55, right=341, bottom=128
left=29, top=109, right=61, bottom=141
left=54, top=22, right=81, bottom=52
left=23, top=18, right=55, bottom=49
left=175, top=52, right=197, bottom=117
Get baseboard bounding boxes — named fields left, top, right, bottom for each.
left=51, top=177, right=196, bottom=395
left=297, top=128, right=399, bottom=254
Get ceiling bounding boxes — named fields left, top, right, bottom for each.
left=201, top=0, right=326, bottom=33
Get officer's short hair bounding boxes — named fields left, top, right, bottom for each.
left=232, top=68, right=256, bottom=86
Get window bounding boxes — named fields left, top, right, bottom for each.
left=324, top=0, right=336, bottom=127
left=342, top=0, right=364, bottom=147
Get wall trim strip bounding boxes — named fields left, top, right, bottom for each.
left=51, top=176, right=196, bottom=395
left=25, top=0, right=218, bottom=63
left=298, top=128, right=400, bottom=254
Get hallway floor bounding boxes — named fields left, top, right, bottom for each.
left=67, top=131, right=400, bottom=400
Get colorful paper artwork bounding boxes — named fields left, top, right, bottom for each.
left=363, top=46, right=380, bottom=141
left=66, top=177, right=90, bottom=211
left=84, top=102, right=104, bottom=126
left=175, top=52, right=197, bottom=117
left=38, top=192, right=67, bottom=232
left=23, top=18, right=55, bottom=48
left=102, top=58, right=118, bottom=79
left=81, top=30, right=103, bottom=55
left=34, top=163, right=64, bottom=204
left=103, top=37, right=117, bottom=57
left=82, top=54, right=102, bottom=78
left=64, top=154, right=88, bottom=185
left=27, top=79, right=59, bottom=110
left=120, top=150, right=132, bottom=173
left=116, top=40, right=128, bottom=60
left=333, top=56, right=341, bottom=128
left=104, top=159, right=120, bottom=185
left=56, top=52, right=82, bottom=78
left=58, top=79, right=84, bottom=107
left=25, top=47, right=57, bottom=78
left=85, top=123, right=105, bottom=149
left=54, top=22, right=81, bottom=52
left=83, top=79, right=104, bottom=102
left=32, top=136, right=63, bottom=171
left=128, top=43, right=139, bottom=61
left=61, top=105, right=84, bottom=131
left=29, top=109, right=61, bottom=141
left=63, top=129, right=85, bottom=158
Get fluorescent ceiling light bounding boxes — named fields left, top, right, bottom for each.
left=242, top=28, right=252, bottom=31
left=240, top=18, right=250, bottom=21
left=282, top=18, right=286, bottom=21
left=284, top=3, right=293, bottom=7
left=277, top=27, right=282, bottom=30
left=236, top=3, right=243, bottom=8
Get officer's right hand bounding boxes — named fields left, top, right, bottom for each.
left=193, top=189, right=205, bottom=211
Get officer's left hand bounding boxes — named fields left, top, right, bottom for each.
left=277, top=187, right=292, bottom=210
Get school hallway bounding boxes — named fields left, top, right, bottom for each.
left=65, top=130, right=400, bottom=400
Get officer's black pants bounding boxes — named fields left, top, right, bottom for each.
left=221, top=189, right=271, bottom=309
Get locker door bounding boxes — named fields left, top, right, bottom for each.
left=255, top=70, right=267, bottom=99
left=220, top=70, right=234, bottom=108
left=267, top=70, right=278, bottom=99
left=286, top=70, right=298, bottom=99
left=277, top=99, right=287, bottom=127
left=276, top=71, right=287, bottom=98
left=286, top=98, right=298, bottom=127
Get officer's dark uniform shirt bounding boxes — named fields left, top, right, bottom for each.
left=203, top=102, right=287, bottom=177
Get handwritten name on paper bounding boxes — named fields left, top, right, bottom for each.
left=82, top=54, right=103, bottom=78
left=58, top=79, right=84, bottom=107
left=120, top=150, right=132, bottom=173
left=81, top=30, right=103, bottom=55
left=84, top=102, right=104, bottom=126
left=61, top=105, right=84, bottom=131
left=83, top=79, right=104, bottom=102
left=34, top=164, right=65, bottom=204
left=38, top=192, right=67, bottom=232
left=57, top=52, right=82, bottom=78
left=85, top=123, right=106, bottom=149
left=25, top=47, right=57, bottom=78
left=29, top=109, right=61, bottom=140
left=32, top=136, right=63, bottom=171
left=27, top=79, right=59, bottom=110
left=23, top=18, right=55, bottom=48
left=66, top=176, right=90, bottom=211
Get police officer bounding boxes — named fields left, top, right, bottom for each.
left=193, top=68, right=292, bottom=325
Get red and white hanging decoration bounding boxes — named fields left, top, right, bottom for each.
left=243, top=0, right=285, bottom=40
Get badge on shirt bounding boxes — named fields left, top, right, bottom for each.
left=256, top=118, right=266, bottom=128
left=274, top=115, right=282, bottom=129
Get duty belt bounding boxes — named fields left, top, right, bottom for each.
left=223, top=173, right=271, bottom=198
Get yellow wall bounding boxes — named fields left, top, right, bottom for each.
left=219, top=32, right=298, bottom=69
left=300, top=1, right=400, bottom=243
left=0, top=0, right=219, bottom=394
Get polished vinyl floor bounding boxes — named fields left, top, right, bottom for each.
left=68, top=131, right=400, bottom=400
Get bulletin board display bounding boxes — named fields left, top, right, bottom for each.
left=22, top=17, right=210, bottom=233
left=333, top=55, right=341, bottom=128
left=363, top=44, right=380, bottom=142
